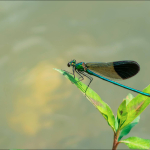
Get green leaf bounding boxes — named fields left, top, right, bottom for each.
left=117, top=94, right=140, bottom=141
left=117, top=100, right=128, bottom=128
left=125, top=93, right=134, bottom=105
left=118, top=115, right=140, bottom=141
left=120, top=137, right=150, bottom=149
left=115, top=116, right=118, bottom=132
left=54, top=68, right=115, bottom=131
left=120, top=85, right=150, bottom=129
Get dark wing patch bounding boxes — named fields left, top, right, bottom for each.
left=113, top=61, right=140, bottom=79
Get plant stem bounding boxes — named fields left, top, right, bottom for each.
left=112, top=130, right=120, bottom=150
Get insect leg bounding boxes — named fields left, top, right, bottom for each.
left=76, top=70, right=84, bottom=81
left=78, top=71, right=93, bottom=94
left=71, top=70, right=85, bottom=85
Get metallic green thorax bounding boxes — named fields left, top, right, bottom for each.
left=75, top=62, right=85, bottom=71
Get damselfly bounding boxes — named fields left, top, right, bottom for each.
left=67, top=60, right=150, bottom=97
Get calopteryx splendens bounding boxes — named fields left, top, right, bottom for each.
left=67, top=60, right=150, bottom=97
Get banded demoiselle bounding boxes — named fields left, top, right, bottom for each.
left=67, top=60, right=150, bottom=97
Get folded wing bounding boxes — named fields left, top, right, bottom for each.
left=86, top=61, right=140, bottom=80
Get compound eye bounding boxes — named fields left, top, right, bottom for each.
left=67, top=63, right=70, bottom=67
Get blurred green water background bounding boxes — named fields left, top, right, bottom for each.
left=0, top=1, right=150, bottom=149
